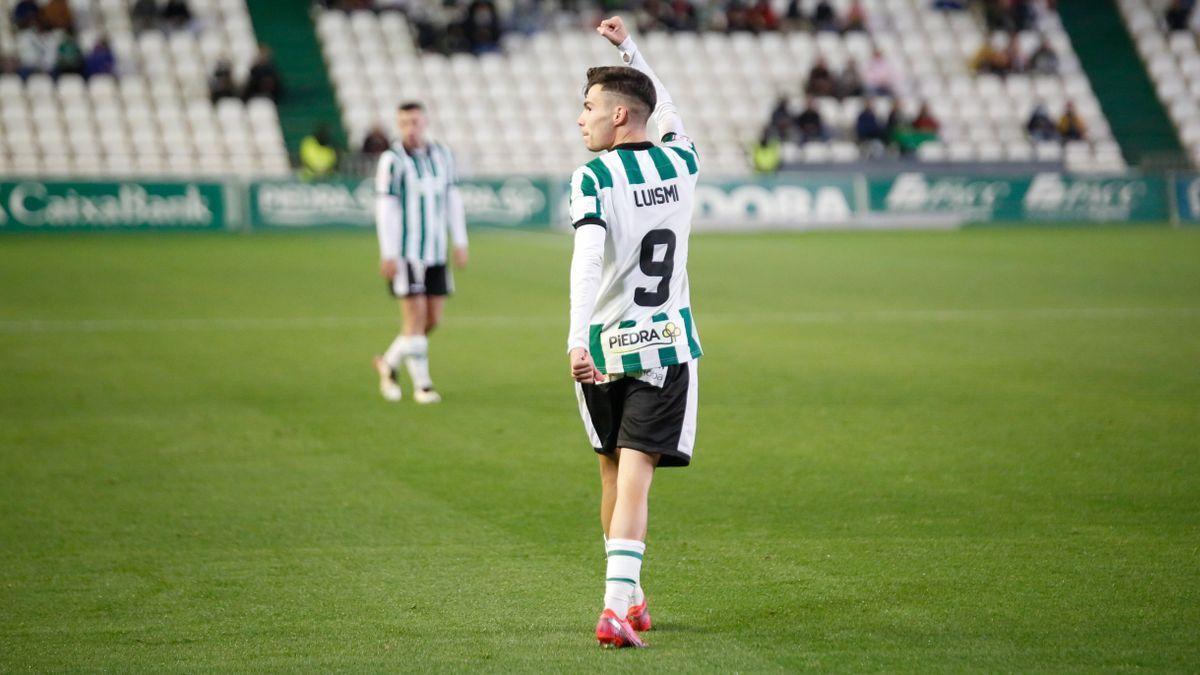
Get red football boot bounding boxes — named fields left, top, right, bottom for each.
left=595, top=609, right=646, bottom=648
left=626, top=598, right=652, bottom=632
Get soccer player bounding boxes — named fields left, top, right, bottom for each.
left=373, top=102, right=469, bottom=404
left=568, top=17, right=703, bottom=649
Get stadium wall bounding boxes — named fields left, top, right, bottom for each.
left=2, top=174, right=1198, bottom=232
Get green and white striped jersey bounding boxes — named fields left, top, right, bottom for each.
left=569, top=133, right=702, bottom=375
left=375, top=141, right=460, bottom=265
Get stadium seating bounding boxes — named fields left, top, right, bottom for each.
left=1118, top=0, right=1200, bottom=167
left=318, top=1, right=1124, bottom=177
left=0, top=0, right=289, bottom=178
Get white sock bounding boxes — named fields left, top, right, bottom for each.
left=604, top=533, right=645, bottom=606
left=403, top=335, right=433, bottom=391
left=382, top=334, right=410, bottom=370
left=604, top=538, right=645, bottom=617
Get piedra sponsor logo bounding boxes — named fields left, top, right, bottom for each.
left=256, top=181, right=373, bottom=225
left=1023, top=173, right=1145, bottom=219
left=3, top=183, right=212, bottom=227
left=608, top=323, right=679, bottom=354
left=884, top=172, right=1010, bottom=215
left=695, top=184, right=852, bottom=224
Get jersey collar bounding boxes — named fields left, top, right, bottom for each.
left=611, top=141, right=654, bottom=151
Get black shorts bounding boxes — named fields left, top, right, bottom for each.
left=387, top=262, right=453, bottom=298
left=575, top=361, right=699, bottom=468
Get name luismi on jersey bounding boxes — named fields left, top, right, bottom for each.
left=633, top=184, right=680, bottom=208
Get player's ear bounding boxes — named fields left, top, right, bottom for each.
left=612, top=105, right=628, bottom=128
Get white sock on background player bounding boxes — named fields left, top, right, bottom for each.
left=403, top=335, right=434, bottom=391
left=604, top=538, right=645, bottom=617
left=382, top=333, right=410, bottom=371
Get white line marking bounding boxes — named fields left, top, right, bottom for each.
left=0, top=307, right=1196, bottom=334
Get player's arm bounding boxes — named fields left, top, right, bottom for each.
left=569, top=224, right=606, bottom=384
left=567, top=166, right=606, bottom=384
left=444, top=146, right=469, bottom=268
left=597, top=16, right=686, bottom=139
left=374, top=151, right=402, bottom=279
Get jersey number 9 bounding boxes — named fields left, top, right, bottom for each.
left=634, top=229, right=676, bottom=307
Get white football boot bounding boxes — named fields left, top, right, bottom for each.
left=373, top=356, right=402, bottom=402
left=413, top=388, right=442, bottom=404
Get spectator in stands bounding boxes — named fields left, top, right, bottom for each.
left=1012, top=0, right=1035, bottom=31
left=361, top=126, right=390, bottom=157
left=751, top=131, right=782, bottom=174
left=300, top=124, right=339, bottom=181
left=209, top=59, right=237, bottom=102
left=984, top=0, right=1016, bottom=32
left=854, top=100, right=887, bottom=147
left=863, top=49, right=897, bottom=97
left=783, top=0, right=806, bottom=30
left=888, top=108, right=936, bottom=155
left=0, top=54, right=20, bottom=75
left=1026, top=104, right=1058, bottom=141
left=1026, top=37, right=1058, bottom=75
left=795, top=97, right=827, bottom=143
left=838, top=59, right=864, bottom=99
left=972, top=39, right=1013, bottom=76
left=1057, top=101, right=1086, bottom=141
left=463, top=0, right=502, bottom=54
left=667, top=0, right=700, bottom=31
left=161, top=0, right=194, bottom=31
left=933, top=0, right=967, bottom=9
left=131, top=0, right=159, bottom=33
left=812, top=0, right=840, bottom=31
left=55, top=30, right=85, bottom=78
left=84, top=36, right=116, bottom=78
left=243, top=45, right=283, bottom=102
left=843, top=0, right=868, bottom=32
left=41, top=0, right=75, bottom=31
left=16, top=17, right=59, bottom=78
left=13, top=0, right=40, bottom=30
left=1003, top=32, right=1023, bottom=73
left=746, top=0, right=780, bottom=32
left=805, top=58, right=837, bottom=98
left=912, top=103, right=939, bottom=134
left=1166, top=0, right=1192, bottom=31
left=765, top=97, right=795, bottom=142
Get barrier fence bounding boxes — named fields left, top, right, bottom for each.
left=3, top=173, right=1199, bottom=232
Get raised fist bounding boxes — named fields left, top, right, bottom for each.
left=596, top=16, right=628, bottom=46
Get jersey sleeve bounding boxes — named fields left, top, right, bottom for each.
left=375, top=150, right=399, bottom=196
left=660, top=132, right=700, bottom=175
left=375, top=151, right=402, bottom=259
left=616, top=37, right=687, bottom=141
left=441, top=144, right=468, bottom=247
left=569, top=165, right=605, bottom=229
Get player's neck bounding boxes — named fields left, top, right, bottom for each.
left=608, top=127, right=648, bottom=150
left=403, top=140, right=427, bottom=154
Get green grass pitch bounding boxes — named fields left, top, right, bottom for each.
left=1, top=226, right=1198, bottom=671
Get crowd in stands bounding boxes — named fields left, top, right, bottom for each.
left=1164, top=0, right=1197, bottom=31
left=130, top=0, right=195, bottom=33
left=1026, top=101, right=1086, bottom=142
left=972, top=33, right=1059, bottom=76
left=313, top=0, right=1059, bottom=54
left=4, top=0, right=117, bottom=79
left=209, top=46, right=285, bottom=103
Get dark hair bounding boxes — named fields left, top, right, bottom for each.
left=398, top=101, right=424, bottom=112
left=584, top=67, right=656, bottom=123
